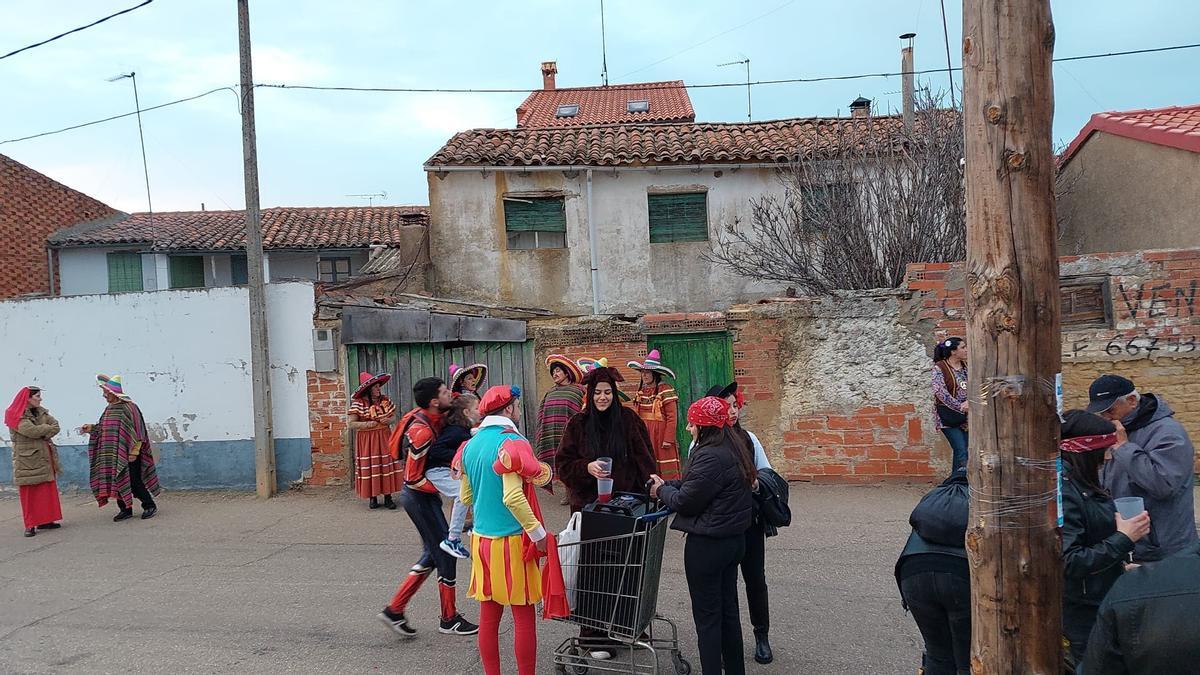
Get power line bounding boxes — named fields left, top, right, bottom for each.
left=0, top=0, right=155, bottom=61
left=3, top=40, right=1198, bottom=145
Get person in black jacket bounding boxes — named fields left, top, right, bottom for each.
left=1059, top=410, right=1151, bottom=667
left=429, top=394, right=479, bottom=560
left=895, top=469, right=971, bottom=675
left=650, top=396, right=755, bottom=675
left=1082, top=540, right=1200, bottom=674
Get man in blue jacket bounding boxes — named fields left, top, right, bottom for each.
left=1089, top=374, right=1198, bottom=562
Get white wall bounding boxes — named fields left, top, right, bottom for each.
left=0, top=282, right=316, bottom=448
left=58, top=248, right=114, bottom=296
left=269, top=252, right=318, bottom=281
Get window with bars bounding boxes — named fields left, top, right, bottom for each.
left=503, top=196, right=567, bottom=250
left=1061, top=277, right=1112, bottom=328
left=647, top=192, right=708, bottom=243
left=319, top=257, right=353, bottom=283
left=106, top=252, right=144, bottom=293
left=169, top=256, right=205, bottom=289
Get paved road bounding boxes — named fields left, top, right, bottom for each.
left=0, top=484, right=931, bottom=674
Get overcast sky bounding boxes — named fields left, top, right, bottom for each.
left=1, top=0, right=1196, bottom=213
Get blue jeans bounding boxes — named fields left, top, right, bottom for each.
left=941, top=427, right=968, bottom=471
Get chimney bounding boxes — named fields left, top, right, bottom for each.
left=900, top=33, right=916, bottom=129
left=541, top=61, right=558, bottom=90
left=850, top=96, right=872, bottom=118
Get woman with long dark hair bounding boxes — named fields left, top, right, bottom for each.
left=1060, top=409, right=1151, bottom=668
left=932, top=337, right=969, bottom=470
left=650, top=396, right=756, bottom=675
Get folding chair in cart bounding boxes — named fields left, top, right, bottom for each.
left=552, top=492, right=691, bottom=675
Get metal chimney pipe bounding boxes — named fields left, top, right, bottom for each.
left=900, top=33, right=916, bottom=130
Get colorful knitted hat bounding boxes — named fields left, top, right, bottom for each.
left=450, top=363, right=487, bottom=392
left=627, top=349, right=676, bottom=379
left=97, top=374, right=130, bottom=400
left=578, top=358, right=630, bottom=402
left=546, top=354, right=583, bottom=383
left=353, top=371, right=391, bottom=399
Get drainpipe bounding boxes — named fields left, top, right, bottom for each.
left=46, top=248, right=56, bottom=296
left=586, top=169, right=600, bottom=315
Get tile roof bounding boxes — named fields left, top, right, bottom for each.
left=49, top=205, right=429, bottom=251
left=515, top=81, right=694, bottom=128
left=1060, top=103, right=1200, bottom=166
left=426, top=115, right=920, bottom=168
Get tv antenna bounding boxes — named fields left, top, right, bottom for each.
left=600, top=0, right=609, bottom=86
left=346, top=191, right=387, bottom=206
left=107, top=72, right=153, bottom=223
left=718, top=58, right=751, bottom=121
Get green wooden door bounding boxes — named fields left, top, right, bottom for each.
left=647, top=332, right=734, bottom=457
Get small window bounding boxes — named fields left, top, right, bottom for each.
left=319, top=257, right=352, bottom=283
left=107, top=252, right=143, bottom=293
left=627, top=100, right=650, bottom=113
left=230, top=254, right=248, bottom=285
left=801, top=183, right=848, bottom=221
left=555, top=104, right=579, bottom=118
left=1061, top=277, right=1112, bottom=328
left=169, top=256, right=205, bottom=289
left=504, top=196, right=567, bottom=250
left=648, top=192, right=708, bottom=243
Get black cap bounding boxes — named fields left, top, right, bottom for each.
left=706, top=382, right=737, bottom=399
left=1086, top=375, right=1135, bottom=414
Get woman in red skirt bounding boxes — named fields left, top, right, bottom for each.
left=5, top=386, right=64, bottom=537
left=348, top=372, right=402, bottom=509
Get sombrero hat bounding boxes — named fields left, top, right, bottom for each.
left=577, top=358, right=630, bottom=402
left=450, top=363, right=487, bottom=392
left=546, top=354, right=583, bottom=383
left=97, top=374, right=131, bottom=400
left=627, top=349, right=676, bottom=379
left=353, top=371, right=391, bottom=399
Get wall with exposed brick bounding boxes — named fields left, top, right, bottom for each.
left=307, top=370, right=351, bottom=487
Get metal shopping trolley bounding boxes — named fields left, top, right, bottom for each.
left=552, top=492, right=691, bottom=675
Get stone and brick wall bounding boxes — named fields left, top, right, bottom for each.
left=307, top=370, right=351, bottom=487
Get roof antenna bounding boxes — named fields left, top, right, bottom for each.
left=346, top=191, right=387, bottom=206
left=107, top=72, right=153, bottom=225
left=718, top=58, right=751, bottom=121
left=600, top=0, right=609, bottom=86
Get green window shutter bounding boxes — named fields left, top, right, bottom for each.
left=107, top=252, right=144, bottom=293
left=503, top=197, right=566, bottom=233
left=648, top=192, right=708, bottom=243
left=169, top=256, right=205, bottom=289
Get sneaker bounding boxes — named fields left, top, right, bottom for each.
left=24, top=528, right=36, bottom=537
left=439, top=614, right=479, bottom=635
left=113, top=509, right=134, bottom=522
left=439, top=538, right=470, bottom=559
left=410, top=562, right=434, bottom=574
left=377, top=608, right=417, bottom=638
left=141, top=507, right=158, bottom=520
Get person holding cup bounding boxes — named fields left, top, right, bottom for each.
left=1060, top=409, right=1152, bottom=668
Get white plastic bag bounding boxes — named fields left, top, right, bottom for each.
left=557, top=511, right=581, bottom=609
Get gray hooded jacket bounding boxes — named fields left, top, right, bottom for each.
left=1102, top=395, right=1199, bottom=562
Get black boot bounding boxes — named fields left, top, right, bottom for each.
left=369, top=497, right=380, bottom=510
left=753, top=630, right=773, bottom=664
left=24, top=528, right=36, bottom=537
left=383, top=494, right=397, bottom=510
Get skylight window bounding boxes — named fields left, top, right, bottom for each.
left=556, top=104, right=579, bottom=118
left=627, top=100, right=650, bottom=114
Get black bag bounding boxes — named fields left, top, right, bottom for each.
left=909, top=470, right=969, bottom=548
left=754, top=468, right=791, bottom=535
left=936, top=403, right=968, bottom=428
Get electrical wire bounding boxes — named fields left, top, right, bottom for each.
left=0, top=1, right=155, bottom=61
left=3, top=40, right=1198, bottom=145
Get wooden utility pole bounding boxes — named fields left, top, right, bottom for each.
left=237, top=0, right=276, bottom=499
left=962, top=1, right=1061, bottom=672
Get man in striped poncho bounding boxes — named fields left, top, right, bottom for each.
left=83, top=374, right=160, bottom=522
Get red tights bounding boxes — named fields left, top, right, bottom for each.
left=478, top=600, right=536, bottom=675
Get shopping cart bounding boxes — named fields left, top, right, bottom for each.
left=552, top=493, right=691, bottom=675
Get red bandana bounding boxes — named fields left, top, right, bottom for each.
left=688, top=396, right=732, bottom=428
left=1060, top=432, right=1119, bottom=454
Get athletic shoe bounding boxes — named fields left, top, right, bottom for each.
left=377, top=608, right=417, bottom=638
left=24, top=528, right=36, bottom=537
left=141, top=507, right=158, bottom=520
left=410, top=562, right=434, bottom=574
left=113, top=509, right=134, bottom=522
left=439, top=538, right=470, bottom=559
left=438, top=614, right=479, bottom=635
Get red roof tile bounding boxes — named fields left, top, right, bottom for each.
left=50, top=205, right=429, bottom=251
left=1060, top=103, right=1200, bottom=166
left=426, top=114, right=926, bottom=168
left=515, top=81, right=694, bottom=128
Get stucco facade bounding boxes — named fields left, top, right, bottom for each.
left=1058, top=132, right=1200, bottom=255
left=426, top=167, right=790, bottom=315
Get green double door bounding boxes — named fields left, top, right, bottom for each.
left=647, top=332, right=735, bottom=458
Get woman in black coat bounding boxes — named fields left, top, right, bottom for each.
left=650, top=396, right=756, bottom=675
left=1060, top=410, right=1151, bottom=667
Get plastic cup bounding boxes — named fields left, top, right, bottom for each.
left=1114, top=497, right=1145, bottom=519
left=597, top=457, right=613, bottom=475
left=597, top=478, right=614, bottom=503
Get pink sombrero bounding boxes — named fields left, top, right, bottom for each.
left=449, top=363, right=487, bottom=392
left=353, top=371, right=391, bottom=399
left=627, top=349, right=676, bottom=379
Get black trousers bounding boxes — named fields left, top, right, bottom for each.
left=899, top=572, right=971, bottom=675
left=117, top=457, right=156, bottom=511
left=1063, top=600, right=1099, bottom=668
left=685, top=533, right=747, bottom=675
left=400, top=487, right=456, bottom=584
left=740, top=520, right=770, bottom=634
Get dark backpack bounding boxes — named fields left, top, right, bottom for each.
left=909, top=469, right=970, bottom=547
left=754, top=468, right=791, bottom=537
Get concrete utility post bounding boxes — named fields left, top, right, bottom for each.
left=962, top=0, right=1062, bottom=671
left=237, top=0, right=276, bottom=499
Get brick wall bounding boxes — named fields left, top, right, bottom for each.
left=307, top=370, right=351, bottom=486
